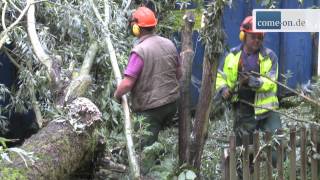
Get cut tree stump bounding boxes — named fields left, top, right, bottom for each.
left=0, top=97, right=102, bottom=180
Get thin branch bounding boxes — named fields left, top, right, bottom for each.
left=84, top=19, right=94, bottom=41
left=0, top=3, right=32, bottom=128
left=123, top=0, right=132, bottom=12
left=27, top=0, right=61, bottom=87
left=89, top=0, right=141, bottom=178
left=79, top=42, right=98, bottom=76
left=3, top=45, right=25, bottom=64
left=62, top=19, right=98, bottom=104
left=250, top=71, right=320, bottom=107
left=252, top=143, right=269, bottom=163
left=27, top=0, right=52, bottom=72
left=1, top=1, right=21, bottom=69
left=104, top=0, right=110, bottom=24
left=90, top=0, right=105, bottom=26
left=2, top=0, right=8, bottom=30
left=3, top=47, right=21, bottom=69
left=100, top=156, right=127, bottom=173
left=26, top=61, right=43, bottom=128
left=0, top=1, right=32, bottom=49
left=239, top=99, right=320, bottom=127
left=8, top=0, right=22, bottom=12
left=31, top=95, right=43, bottom=128
left=106, top=36, right=140, bottom=179
left=64, top=42, right=98, bottom=103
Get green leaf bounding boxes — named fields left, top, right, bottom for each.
left=178, top=169, right=196, bottom=180
left=178, top=172, right=186, bottom=180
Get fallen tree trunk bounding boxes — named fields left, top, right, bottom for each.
left=0, top=97, right=102, bottom=179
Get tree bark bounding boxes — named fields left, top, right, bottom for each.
left=178, top=11, right=194, bottom=165
left=188, top=0, right=224, bottom=171
left=189, top=50, right=218, bottom=169
left=0, top=97, right=102, bottom=180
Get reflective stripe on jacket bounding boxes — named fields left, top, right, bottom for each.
left=216, top=45, right=279, bottom=116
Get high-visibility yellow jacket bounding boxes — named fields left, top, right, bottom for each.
left=216, top=45, right=279, bottom=116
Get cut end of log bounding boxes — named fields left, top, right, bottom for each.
left=67, top=97, right=102, bottom=132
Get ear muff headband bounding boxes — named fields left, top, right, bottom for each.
left=239, top=31, right=245, bottom=41
left=132, top=24, right=140, bottom=37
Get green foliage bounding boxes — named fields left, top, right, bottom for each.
left=256, top=0, right=280, bottom=8
left=0, top=84, right=11, bottom=134
left=308, top=78, right=320, bottom=122
left=132, top=114, right=152, bottom=142
left=168, top=9, right=203, bottom=31
left=200, top=0, right=225, bottom=61
left=150, top=159, right=177, bottom=179
left=177, top=169, right=197, bottom=180
left=0, top=137, right=35, bottom=180
left=0, top=137, right=10, bottom=149
left=141, top=142, right=165, bottom=174
left=154, top=0, right=203, bottom=33
left=143, top=128, right=179, bottom=179
left=0, top=167, right=26, bottom=180
left=146, top=0, right=177, bottom=37
left=1, top=0, right=135, bottom=128
left=280, top=70, right=294, bottom=86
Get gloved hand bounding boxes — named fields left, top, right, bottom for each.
left=222, top=87, right=231, bottom=100
left=214, top=87, right=232, bottom=101
left=248, top=76, right=262, bottom=89
left=239, top=72, right=249, bottom=87
left=212, top=87, right=231, bottom=108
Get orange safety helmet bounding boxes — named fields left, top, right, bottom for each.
left=132, top=6, right=157, bottom=27
left=239, top=16, right=264, bottom=41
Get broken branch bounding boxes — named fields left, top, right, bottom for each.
left=250, top=71, right=320, bottom=107
left=239, top=99, right=320, bottom=127
left=89, top=0, right=140, bottom=178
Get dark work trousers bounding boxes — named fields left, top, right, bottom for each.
left=233, top=105, right=282, bottom=167
left=135, top=101, right=178, bottom=149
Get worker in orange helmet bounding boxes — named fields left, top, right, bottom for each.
left=216, top=16, right=282, bottom=177
left=114, top=6, right=181, bottom=154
